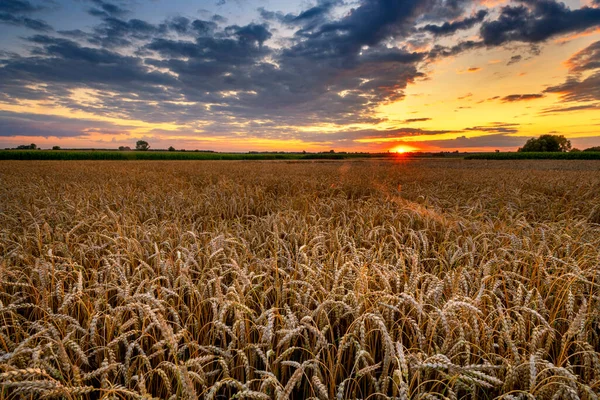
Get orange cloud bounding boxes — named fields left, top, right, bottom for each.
left=554, top=27, right=600, bottom=45
left=458, top=67, right=482, bottom=74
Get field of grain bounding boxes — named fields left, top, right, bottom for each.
left=1, top=159, right=599, bottom=400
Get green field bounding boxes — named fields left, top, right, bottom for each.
left=0, top=150, right=357, bottom=161
left=465, top=151, right=600, bottom=160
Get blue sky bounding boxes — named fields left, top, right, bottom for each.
left=0, top=0, right=599, bottom=151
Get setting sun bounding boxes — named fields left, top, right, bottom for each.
left=391, top=145, right=418, bottom=154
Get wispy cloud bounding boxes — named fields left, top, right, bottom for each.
left=501, top=94, right=544, bottom=102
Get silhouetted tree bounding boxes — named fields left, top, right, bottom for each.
left=584, top=146, right=600, bottom=152
left=168, top=146, right=175, bottom=151
left=16, top=143, right=37, bottom=150
left=52, top=146, right=61, bottom=150
left=518, top=135, right=571, bottom=152
left=135, top=140, right=150, bottom=151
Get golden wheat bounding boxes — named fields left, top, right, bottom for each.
left=0, top=159, right=599, bottom=399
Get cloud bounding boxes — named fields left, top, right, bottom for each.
left=0, top=0, right=458, bottom=135
left=212, top=14, right=227, bottom=24
left=302, top=126, right=460, bottom=144
left=464, top=122, right=520, bottom=133
left=1, top=0, right=598, bottom=144
left=458, top=66, right=481, bottom=73
left=292, top=0, right=433, bottom=56
left=540, top=103, right=600, bottom=113
left=0, top=0, right=432, bottom=134
left=88, top=0, right=129, bottom=18
left=565, top=40, right=600, bottom=72
left=544, top=41, right=600, bottom=101
left=259, top=1, right=347, bottom=31
left=0, top=12, right=52, bottom=31
left=403, top=118, right=432, bottom=122
left=422, top=133, right=527, bottom=148
left=420, top=10, right=488, bottom=37
left=0, top=0, right=39, bottom=14
left=419, top=0, right=474, bottom=22
left=0, top=0, right=51, bottom=31
left=501, top=93, right=544, bottom=102
left=0, top=110, right=129, bottom=138
left=480, top=0, right=600, bottom=46
left=231, top=23, right=272, bottom=45
left=88, top=15, right=166, bottom=48
left=0, top=35, right=177, bottom=97
left=428, top=40, right=485, bottom=59
left=544, top=73, right=600, bottom=102
left=507, top=55, right=522, bottom=65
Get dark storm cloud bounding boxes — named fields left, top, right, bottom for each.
left=253, top=0, right=436, bottom=124
left=191, top=19, right=218, bottom=36
left=230, top=23, right=272, bottom=45
left=359, top=47, right=425, bottom=63
left=88, top=0, right=129, bottom=18
left=480, top=0, right=600, bottom=46
left=299, top=0, right=432, bottom=53
left=0, top=0, right=437, bottom=131
left=257, top=7, right=280, bottom=22
left=501, top=93, right=544, bottom=102
left=0, top=110, right=128, bottom=138
left=212, top=15, right=227, bottom=24
left=2, top=0, right=599, bottom=142
left=89, top=16, right=166, bottom=47
left=0, top=0, right=52, bottom=31
left=165, top=16, right=191, bottom=34
left=419, top=0, right=473, bottom=22
left=135, top=0, right=432, bottom=127
left=428, top=40, right=484, bottom=59
left=145, top=30, right=271, bottom=65
left=0, top=0, right=40, bottom=14
left=420, top=10, right=487, bottom=37
left=0, top=13, right=52, bottom=31
left=258, top=0, right=340, bottom=28
left=0, top=35, right=177, bottom=97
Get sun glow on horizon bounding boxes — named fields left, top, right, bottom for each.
left=390, top=145, right=418, bottom=153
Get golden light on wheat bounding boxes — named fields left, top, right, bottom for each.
left=0, top=159, right=599, bottom=399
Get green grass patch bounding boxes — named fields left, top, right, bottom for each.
left=465, top=152, right=600, bottom=160
left=0, top=150, right=369, bottom=161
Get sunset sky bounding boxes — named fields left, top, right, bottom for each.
left=0, top=0, right=599, bottom=152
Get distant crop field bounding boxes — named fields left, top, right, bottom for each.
left=465, top=151, right=600, bottom=160
left=1, top=159, right=599, bottom=399
left=0, top=150, right=363, bottom=161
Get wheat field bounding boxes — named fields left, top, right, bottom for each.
left=0, top=159, right=599, bottom=400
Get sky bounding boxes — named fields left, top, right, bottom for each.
left=0, top=0, right=599, bottom=152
